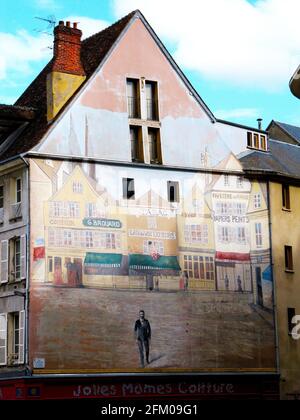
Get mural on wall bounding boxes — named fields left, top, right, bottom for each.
left=29, top=158, right=276, bottom=372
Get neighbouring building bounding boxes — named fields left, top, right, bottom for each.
left=241, top=138, right=300, bottom=400
left=0, top=10, right=288, bottom=400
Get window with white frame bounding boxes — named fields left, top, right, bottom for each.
left=48, top=228, right=121, bottom=250
left=0, top=313, right=7, bottom=365
left=255, top=223, right=263, bottom=247
left=16, top=178, right=22, bottom=204
left=224, top=175, right=230, bottom=187
left=254, top=193, right=262, bottom=209
left=72, top=181, right=83, bottom=194
left=49, top=202, right=80, bottom=218
left=184, top=225, right=208, bottom=244
left=247, top=132, right=268, bottom=151
left=143, top=240, right=164, bottom=256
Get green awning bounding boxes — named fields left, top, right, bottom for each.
left=84, top=253, right=122, bottom=268
left=129, top=254, right=181, bottom=272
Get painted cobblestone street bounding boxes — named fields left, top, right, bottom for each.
left=30, top=286, right=276, bottom=372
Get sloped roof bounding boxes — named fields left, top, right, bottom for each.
left=240, top=139, right=300, bottom=179
left=0, top=10, right=137, bottom=161
left=0, top=9, right=215, bottom=162
left=268, top=120, right=300, bottom=144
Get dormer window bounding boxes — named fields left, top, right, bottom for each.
left=247, top=131, right=268, bottom=151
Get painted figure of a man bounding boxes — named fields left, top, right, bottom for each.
left=134, top=310, right=151, bottom=368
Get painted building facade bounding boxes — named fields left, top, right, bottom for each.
left=0, top=11, right=281, bottom=399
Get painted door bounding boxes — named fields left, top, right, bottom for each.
left=54, top=257, right=63, bottom=285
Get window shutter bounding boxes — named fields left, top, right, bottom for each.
left=0, top=240, right=9, bottom=284
left=0, top=313, right=7, bottom=365
left=20, top=235, right=26, bottom=280
left=18, top=310, right=25, bottom=364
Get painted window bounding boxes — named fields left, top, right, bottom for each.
left=285, top=246, right=294, bottom=271
left=143, top=240, right=164, bottom=256
left=224, top=175, right=230, bottom=187
left=237, top=227, right=246, bottom=244
left=183, top=255, right=214, bottom=281
left=147, top=217, right=157, bottom=229
left=49, top=202, right=80, bottom=218
left=192, top=199, right=204, bottom=214
left=254, top=193, right=262, bottom=209
left=236, top=177, right=243, bottom=188
left=184, top=225, right=208, bottom=244
left=72, top=181, right=83, bottom=194
left=0, top=314, right=7, bottom=366
left=48, top=228, right=121, bottom=250
left=255, top=223, right=263, bottom=247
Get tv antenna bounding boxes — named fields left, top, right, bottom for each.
left=34, top=15, right=56, bottom=36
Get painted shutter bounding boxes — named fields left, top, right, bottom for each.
left=0, top=314, right=7, bottom=366
left=18, top=310, right=25, bottom=364
left=0, top=240, right=9, bottom=284
left=20, top=235, right=26, bottom=280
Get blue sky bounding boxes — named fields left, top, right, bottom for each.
left=1, top=0, right=300, bottom=130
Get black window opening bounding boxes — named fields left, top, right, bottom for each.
left=146, top=81, right=159, bottom=121
left=127, top=79, right=140, bottom=119
left=123, top=178, right=135, bottom=200
left=130, top=126, right=143, bottom=163
left=148, top=128, right=161, bottom=164
left=285, top=246, right=294, bottom=271
left=282, top=184, right=291, bottom=210
left=168, top=181, right=179, bottom=203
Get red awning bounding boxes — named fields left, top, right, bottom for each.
left=216, top=252, right=250, bottom=262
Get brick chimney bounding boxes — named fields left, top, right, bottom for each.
left=47, top=21, right=86, bottom=122
left=52, top=21, right=85, bottom=76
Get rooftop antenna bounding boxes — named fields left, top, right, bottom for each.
left=34, top=15, right=56, bottom=36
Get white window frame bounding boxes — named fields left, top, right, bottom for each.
left=0, top=313, right=7, bottom=366
left=1, top=240, right=9, bottom=284
left=16, top=178, right=22, bottom=204
left=255, top=223, right=263, bottom=247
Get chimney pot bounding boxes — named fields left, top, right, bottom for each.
left=66, top=21, right=71, bottom=27
left=73, top=22, right=78, bottom=29
left=59, top=20, right=64, bottom=26
left=257, top=118, right=263, bottom=130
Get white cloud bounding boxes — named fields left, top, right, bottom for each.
left=113, top=0, right=300, bottom=91
left=0, top=30, right=51, bottom=82
left=35, top=0, right=59, bottom=9
left=63, top=16, right=109, bottom=39
left=215, top=108, right=260, bottom=120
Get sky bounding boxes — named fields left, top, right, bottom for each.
left=1, top=0, right=300, bottom=129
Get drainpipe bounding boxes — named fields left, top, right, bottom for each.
left=20, top=155, right=31, bottom=374
left=267, top=180, right=281, bottom=377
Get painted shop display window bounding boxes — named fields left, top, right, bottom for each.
left=168, top=181, right=180, bottom=203
left=282, top=184, right=291, bottom=210
left=247, top=131, right=268, bottom=151
left=48, top=228, right=121, bottom=250
left=127, top=78, right=140, bottom=119
left=123, top=178, right=135, bottom=200
left=218, top=226, right=247, bottom=244
left=285, top=246, right=294, bottom=272
left=184, top=255, right=214, bottom=281
left=288, top=308, right=296, bottom=335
